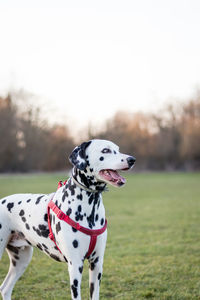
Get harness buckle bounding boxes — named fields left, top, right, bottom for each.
left=57, top=211, right=65, bottom=220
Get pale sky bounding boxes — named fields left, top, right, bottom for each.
left=0, top=0, right=200, bottom=131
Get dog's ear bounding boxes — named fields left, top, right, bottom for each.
left=69, top=141, right=92, bottom=170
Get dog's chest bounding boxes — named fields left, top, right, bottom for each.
left=53, top=184, right=106, bottom=230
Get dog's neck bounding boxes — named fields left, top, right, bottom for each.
left=53, top=168, right=107, bottom=229
left=54, top=173, right=106, bottom=229
left=72, top=167, right=107, bottom=193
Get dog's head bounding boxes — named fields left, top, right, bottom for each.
left=69, top=139, right=135, bottom=188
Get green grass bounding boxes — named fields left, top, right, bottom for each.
left=0, top=172, right=200, bottom=299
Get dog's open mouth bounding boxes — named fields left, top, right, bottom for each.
left=99, top=169, right=126, bottom=187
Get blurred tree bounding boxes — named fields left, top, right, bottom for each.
left=43, top=125, right=74, bottom=171
left=151, top=104, right=182, bottom=170
left=179, top=94, right=200, bottom=169
left=0, top=95, right=19, bottom=171
left=0, top=92, right=74, bottom=172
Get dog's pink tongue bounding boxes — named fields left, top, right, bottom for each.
left=109, top=170, right=126, bottom=184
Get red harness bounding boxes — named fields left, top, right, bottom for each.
left=47, top=180, right=107, bottom=258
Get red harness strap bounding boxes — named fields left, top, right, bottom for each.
left=47, top=184, right=107, bottom=258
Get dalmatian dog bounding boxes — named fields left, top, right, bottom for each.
left=0, top=139, right=135, bottom=300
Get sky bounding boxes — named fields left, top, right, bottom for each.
left=0, top=0, right=200, bottom=132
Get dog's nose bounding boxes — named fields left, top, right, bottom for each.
left=127, top=156, right=136, bottom=168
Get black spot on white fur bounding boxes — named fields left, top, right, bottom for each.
left=56, top=222, right=61, bottom=234
left=25, top=223, right=30, bottom=230
left=90, top=257, right=99, bottom=271
left=19, top=210, right=25, bottom=216
left=7, top=245, right=19, bottom=255
left=90, top=282, right=94, bottom=299
left=66, top=208, right=72, bottom=216
left=12, top=259, right=16, bottom=267
left=7, top=202, right=14, bottom=212
left=35, top=195, right=44, bottom=205
left=71, top=279, right=78, bottom=298
left=44, top=213, right=48, bottom=222
left=42, top=243, right=48, bottom=249
left=73, top=240, right=78, bottom=248
left=50, top=253, right=61, bottom=262
left=33, top=224, right=49, bottom=238
left=87, top=194, right=99, bottom=228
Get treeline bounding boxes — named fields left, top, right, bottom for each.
left=0, top=91, right=200, bottom=172
left=89, top=94, right=200, bottom=171
left=0, top=93, right=75, bottom=172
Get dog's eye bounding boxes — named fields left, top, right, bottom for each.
left=102, top=148, right=111, bottom=154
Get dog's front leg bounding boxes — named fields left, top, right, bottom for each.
left=89, top=256, right=104, bottom=300
left=68, top=260, right=83, bottom=300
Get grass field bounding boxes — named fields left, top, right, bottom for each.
left=0, top=172, right=200, bottom=299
